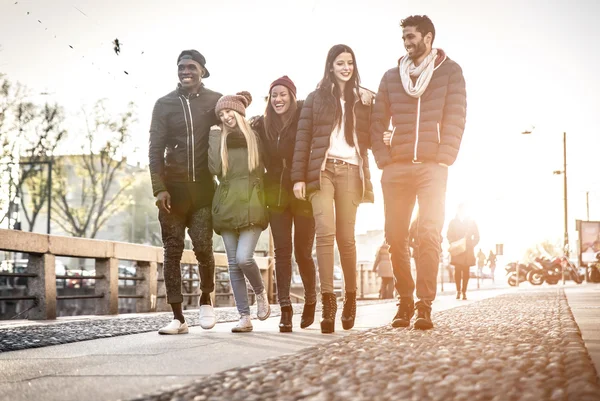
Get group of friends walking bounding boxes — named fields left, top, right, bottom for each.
left=148, top=15, right=467, bottom=334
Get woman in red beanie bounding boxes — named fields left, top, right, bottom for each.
left=291, top=45, right=375, bottom=334
left=251, top=76, right=317, bottom=332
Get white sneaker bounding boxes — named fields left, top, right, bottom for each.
left=256, top=289, right=271, bottom=321
left=199, top=304, right=216, bottom=329
left=231, top=314, right=253, bottom=332
left=158, top=319, right=189, bottom=335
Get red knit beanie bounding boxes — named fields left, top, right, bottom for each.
left=215, top=91, right=253, bottom=117
left=269, top=76, right=297, bottom=98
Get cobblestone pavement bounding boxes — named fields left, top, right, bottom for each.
left=127, top=289, right=600, bottom=401
left=0, top=299, right=386, bottom=353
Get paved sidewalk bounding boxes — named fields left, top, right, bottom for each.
left=565, top=285, right=600, bottom=382
left=0, top=289, right=507, bottom=401
left=128, top=286, right=600, bottom=401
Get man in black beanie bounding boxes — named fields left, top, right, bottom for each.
left=149, top=49, right=222, bottom=334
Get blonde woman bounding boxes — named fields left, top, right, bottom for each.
left=208, top=91, right=270, bottom=333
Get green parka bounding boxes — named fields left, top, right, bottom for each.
left=208, top=127, right=268, bottom=235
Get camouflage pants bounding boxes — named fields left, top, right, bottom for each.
left=159, top=206, right=215, bottom=304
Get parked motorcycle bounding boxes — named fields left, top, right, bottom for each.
left=587, top=252, right=600, bottom=283
left=528, top=256, right=583, bottom=285
left=505, top=262, right=533, bottom=286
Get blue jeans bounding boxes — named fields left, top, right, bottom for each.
left=221, top=226, right=265, bottom=316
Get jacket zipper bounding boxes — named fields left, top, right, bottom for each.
left=352, top=100, right=366, bottom=201
left=413, top=97, right=421, bottom=161
left=185, top=97, right=196, bottom=181
left=436, top=122, right=441, bottom=143
left=278, top=161, right=285, bottom=207
left=178, top=96, right=192, bottom=181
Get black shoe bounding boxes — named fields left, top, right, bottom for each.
left=320, top=293, right=337, bottom=334
left=391, top=300, right=414, bottom=328
left=279, top=305, right=293, bottom=333
left=341, top=291, right=356, bottom=330
left=300, top=302, right=316, bottom=329
left=414, top=307, right=434, bottom=330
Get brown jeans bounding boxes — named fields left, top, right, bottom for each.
left=310, top=160, right=361, bottom=294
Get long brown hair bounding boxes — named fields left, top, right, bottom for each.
left=317, top=44, right=361, bottom=146
left=264, top=88, right=298, bottom=141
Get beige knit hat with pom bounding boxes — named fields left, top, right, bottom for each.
left=215, top=91, right=252, bottom=117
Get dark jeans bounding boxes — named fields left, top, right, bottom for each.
left=454, top=264, right=470, bottom=293
left=380, top=277, right=395, bottom=299
left=159, top=206, right=215, bottom=304
left=269, top=200, right=317, bottom=307
left=382, top=162, right=448, bottom=311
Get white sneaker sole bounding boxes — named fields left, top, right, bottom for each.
left=158, top=327, right=189, bottom=335
left=257, top=305, right=271, bottom=321
left=231, top=326, right=253, bottom=333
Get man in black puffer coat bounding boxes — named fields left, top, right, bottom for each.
left=149, top=50, right=222, bottom=334
left=370, top=15, right=467, bottom=330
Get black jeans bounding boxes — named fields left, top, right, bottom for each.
left=158, top=183, right=215, bottom=305
left=454, top=264, right=470, bottom=293
left=269, top=199, right=317, bottom=307
left=382, top=162, right=448, bottom=311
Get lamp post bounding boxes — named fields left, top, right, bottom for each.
left=522, top=130, right=569, bottom=283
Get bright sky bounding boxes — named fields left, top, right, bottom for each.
left=1, top=0, right=599, bottom=258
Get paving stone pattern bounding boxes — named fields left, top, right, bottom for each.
left=127, top=289, right=600, bottom=401
left=0, top=300, right=386, bottom=353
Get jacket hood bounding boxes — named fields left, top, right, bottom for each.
left=397, top=48, right=447, bottom=68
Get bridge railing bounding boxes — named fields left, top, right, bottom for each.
left=0, top=229, right=272, bottom=320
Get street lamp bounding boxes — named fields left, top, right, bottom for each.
left=522, top=129, right=569, bottom=282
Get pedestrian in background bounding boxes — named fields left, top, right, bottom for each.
left=373, top=242, right=395, bottom=299
left=209, top=91, right=270, bottom=333
left=447, top=203, right=480, bottom=300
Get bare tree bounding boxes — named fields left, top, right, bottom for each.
left=51, top=100, right=137, bottom=238
left=0, top=74, right=38, bottom=227
left=18, top=103, right=67, bottom=231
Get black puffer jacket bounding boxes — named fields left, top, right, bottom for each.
left=370, top=50, right=467, bottom=168
left=251, top=101, right=305, bottom=210
left=148, top=85, right=222, bottom=196
left=291, top=87, right=375, bottom=203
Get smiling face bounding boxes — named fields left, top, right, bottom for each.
left=219, top=109, right=237, bottom=128
left=331, top=52, right=354, bottom=86
left=177, top=59, right=203, bottom=92
left=270, top=85, right=291, bottom=115
left=402, top=26, right=431, bottom=62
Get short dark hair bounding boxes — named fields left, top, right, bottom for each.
left=401, top=15, right=435, bottom=44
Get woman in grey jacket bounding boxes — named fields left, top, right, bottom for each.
left=209, top=91, right=270, bottom=332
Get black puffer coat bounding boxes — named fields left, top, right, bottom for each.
left=148, top=85, right=222, bottom=197
left=291, top=87, right=375, bottom=203
left=251, top=101, right=307, bottom=210
left=370, top=50, right=467, bottom=168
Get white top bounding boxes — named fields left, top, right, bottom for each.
left=327, top=100, right=360, bottom=165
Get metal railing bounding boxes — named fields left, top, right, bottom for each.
left=0, top=228, right=272, bottom=320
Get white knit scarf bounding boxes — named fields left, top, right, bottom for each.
left=399, top=48, right=438, bottom=98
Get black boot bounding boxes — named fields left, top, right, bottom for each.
left=414, top=307, right=434, bottom=330
left=300, top=302, right=316, bottom=329
left=279, top=305, right=293, bottom=333
left=320, top=293, right=337, bottom=334
left=391, top=299, right=414, bottom=328
left=341, top=291, right=356, bottom=330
